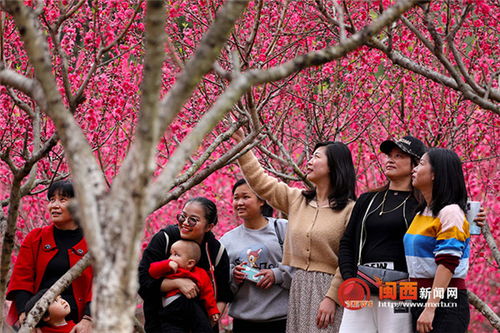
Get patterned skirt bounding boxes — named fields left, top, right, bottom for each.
left=286, top=269, right=344, bottom=333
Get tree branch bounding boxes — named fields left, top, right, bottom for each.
left=0, top=68, right=45, bottom=107
left=156, top=0, right=250, bottom=141
left=247, top=0, right=421, bottom=86
left=111, top=0, right=166, bottom=201
left=4, top=0, right=107, bottom=262
left=467, top=289, right=500, bottom=331
left=101, top=0, right=167, bottom=261
left=365, top=38, right=499, bottom=114
left=20, top=254, right=92, bottom=332
left=170, top=120, right=243, bottom=187
left=5, top=88, right=34, bottom=117
left=316, top=2, right=499, bottom=113
left=265, top=128, right=312, bottom=186
left=153, top=132, right=263, bottom=210
left=243, top=0, right=263, bottom=58
left=71, top=0, right=144, bottom=111
left=480, top=221, right=500, bottom=268
left=150, top=0, right=422, bottom=210
left=0, top=176, right=31, bottom=325
left=445, top=4, right=499, bottom=101
left=262, top=165, right=302, bottom=182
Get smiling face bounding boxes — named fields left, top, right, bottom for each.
left=232, top=183, right=264, bottom=221
left=178, top=202, right=213, bottom=243
left=412, top=153, right=434, bottom=191
left=44, top=296, right=71, bottom=323
left=384, top=147, right=413, bottom=181
left=47, top=193, right=77, bottom=230
left=306, top=146, right=330, bottom=185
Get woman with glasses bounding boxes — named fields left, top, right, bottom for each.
left=138, top=197, right=232, bottom=333
left=220, top=179, right=293, bottom=333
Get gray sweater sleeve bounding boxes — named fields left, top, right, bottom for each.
left=270, top=218, right=295, bottom=290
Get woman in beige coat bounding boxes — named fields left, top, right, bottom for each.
left=233, top=131, right=356, bottom=333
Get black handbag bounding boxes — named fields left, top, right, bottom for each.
left=355, top=192, right=409, bottom=295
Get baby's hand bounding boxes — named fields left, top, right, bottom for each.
left=211, top=313, right=220, bottom=326
left=169, top=260, right=179, bottom=272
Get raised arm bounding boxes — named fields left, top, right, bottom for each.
left=233, top=128, right=302, bottom=214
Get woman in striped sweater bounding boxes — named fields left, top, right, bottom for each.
left=404, top=148, right=470, bottom=333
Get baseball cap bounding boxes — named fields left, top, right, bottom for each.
left=380, top=136, right=427, bottom=159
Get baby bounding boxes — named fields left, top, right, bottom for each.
left=23, top=289, right=75, bottom=333
left=149, top=239, right=220, bottom=332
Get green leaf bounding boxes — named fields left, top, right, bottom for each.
left=373, top=63, right=385, bottom=78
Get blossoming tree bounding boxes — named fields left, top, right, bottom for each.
left=0, top=0, right=498, bottom=332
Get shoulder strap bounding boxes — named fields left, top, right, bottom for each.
left=215, top=243, right=225, bottom=267
left=273, top=219, right=284, bottom=251
left=205, top=243, right=217, bottom=299
left=357, top=192, right=379, bottom=266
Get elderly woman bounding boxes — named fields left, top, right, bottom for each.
left=7, top=180, right=93, bottom=332
left=138, top=197, right=232, bottom=333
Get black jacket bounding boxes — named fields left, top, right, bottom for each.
left=138, top=225, right=232, bottom=333
left=338, top=191, right=418, bottom=280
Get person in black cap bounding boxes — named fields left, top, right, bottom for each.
left=336, top=136, right=426, bottom=333
left=336, top=136, right=486, bottom=333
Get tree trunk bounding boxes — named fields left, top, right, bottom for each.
left=90, top=195, right=146, bottom=332
left=93, top=268, right=139, bottom=332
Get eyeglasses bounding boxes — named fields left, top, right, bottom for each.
left=176, top=213, right=200, bottom=227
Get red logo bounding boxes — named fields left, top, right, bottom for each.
left=337, top=278, right=372, bottom=310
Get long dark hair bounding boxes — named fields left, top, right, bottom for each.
left=302, top=141, right=356, bottom=210
left=232, top=179, right=273, bottom=217
left=417, top=148, right=467, bottom=216
left=186, top=197, right=218, bottom=225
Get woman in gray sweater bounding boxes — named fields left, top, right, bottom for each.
left=220, top=179, right=293, bottom=333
